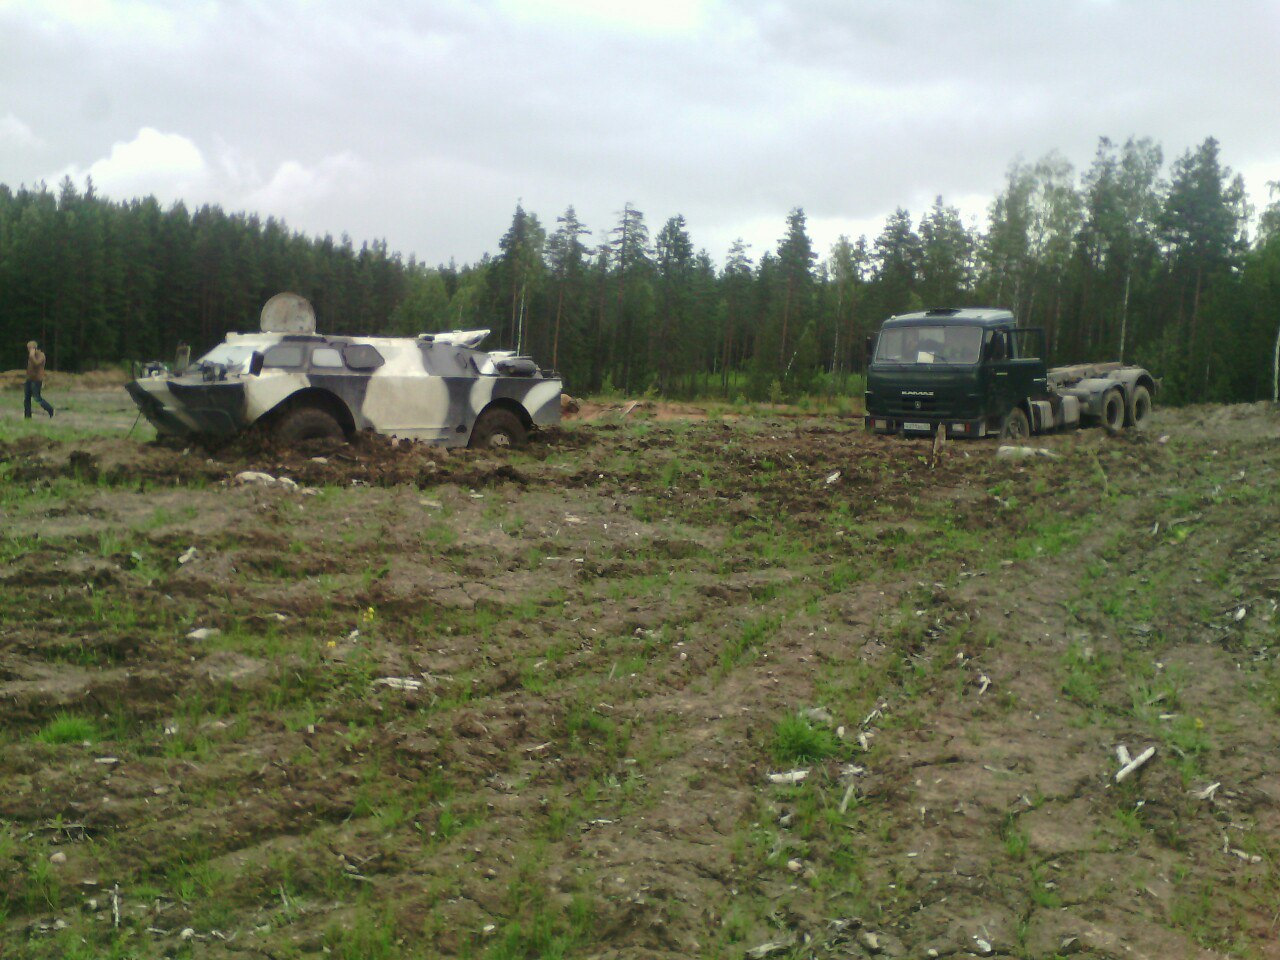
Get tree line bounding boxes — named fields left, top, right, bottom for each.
left=2, top=135, right=1277, bottom=404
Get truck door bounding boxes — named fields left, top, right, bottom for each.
left=985, top=328, right=1047, bottom=421
left=983, top=329, right=1017, bottom=421
left=1008, top=329, right=1049, bottom=403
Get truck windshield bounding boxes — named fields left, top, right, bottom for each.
left=875, top=325, right=984, bottom=365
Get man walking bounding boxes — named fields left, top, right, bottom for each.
left=24, top=340, right=54, bottom=419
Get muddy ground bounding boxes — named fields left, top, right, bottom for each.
left=1, top=391, right=1278, bottom=960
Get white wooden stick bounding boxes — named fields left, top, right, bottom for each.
left=1115, top=746, right=1156, bottom=782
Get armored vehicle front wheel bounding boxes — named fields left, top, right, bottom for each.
left=469, top=408, right=527, bottom=449
left=275, top=406, right=345, bottom=445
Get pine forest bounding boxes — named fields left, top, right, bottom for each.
left=2, top=135, right=1278, bottom=405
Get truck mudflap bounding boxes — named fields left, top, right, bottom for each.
left=864, top=415, right=988, bottom=438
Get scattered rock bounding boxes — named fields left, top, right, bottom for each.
left=746, top=936, right=795, bottom=958
left=374, top=677, right=423, bottom=691
left=49, top=851, right=67, bottom=864
left=233, top=470, right=279, bottom=486
left=996, top=445, right=1057, bottom=459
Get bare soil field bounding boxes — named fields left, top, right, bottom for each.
left=1, top=390, right=1278, bottom=960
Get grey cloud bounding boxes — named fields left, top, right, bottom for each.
left=1, top=0, right=1277, bottom=266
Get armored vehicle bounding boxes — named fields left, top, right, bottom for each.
left=864, top=307, right=1156, bottom=440
left=127, top=293, right=562, bottom=448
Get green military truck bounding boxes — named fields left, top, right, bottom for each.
left=863, top=307, right=1156, bottom=440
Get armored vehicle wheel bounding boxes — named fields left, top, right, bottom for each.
left=1101, top=389, right=1125, bottom=433
left=469, top=407, right=527, bottom=449
left=1128, top=385, right=1152, bottom=428
left=275, top=406, right=345, bottom=445
left=999, top=406, right=1030, bottom=441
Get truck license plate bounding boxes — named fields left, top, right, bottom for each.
left=903, top=421, right=931, bottom=432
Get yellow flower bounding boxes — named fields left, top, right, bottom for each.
left=326, top=640, right=337, bottom=648
left=1194, top=717, right=1205, bottom=730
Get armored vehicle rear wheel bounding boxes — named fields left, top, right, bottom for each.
left=999, top=406, right=1030, bottom=442
left=469, top=408, right=527, bottom=449
left=1101, top=389, right=1125, bottom=433
left=275, top=406, right=344, bottom=445
left=1128, top=385, right=1152, bottom=428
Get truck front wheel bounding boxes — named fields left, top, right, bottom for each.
left=999, top=407, right=1030, bottom=442
left=1101, top=389, right=1125, bottom=433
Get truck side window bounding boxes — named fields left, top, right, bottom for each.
left=1010, top=329, right=1043, bottom=360
left=987, top=332, right=1007, bottom=362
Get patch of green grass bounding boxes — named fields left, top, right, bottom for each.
left=1060, top=642, right=1109, bottom=708
left=1110, top=803, right=1145, bottom=840
left=771, top=713, right=839, bottom=765
left=32, top=713, right=97, bottom=745
left=719, top=612, right=781, bottom=674
left=24, top=855, right=62, bottom=910
left=1000, top=815, right=1029, bottom=860
left=483, top=855, right=594, bottom=960
left=1028, top=863, right=1060, bottom=908
left=323, top=896, right=400, bottom=960
left=1159, top=714, right=1210, bottom=783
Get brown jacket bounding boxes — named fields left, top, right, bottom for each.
left=27, top=349, right=46, bottom=382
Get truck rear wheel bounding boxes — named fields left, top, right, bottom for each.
left=1101, top=389, right=1125, bottom=433
left=999, top=407, right=1030, bottom=442
left=1128, top=385, right=1152, bottom=428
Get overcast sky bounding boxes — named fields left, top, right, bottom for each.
left=2, top=0, right=1278, bottom=268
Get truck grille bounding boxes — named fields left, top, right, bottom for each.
left=887, top=397, right=937, bottom=415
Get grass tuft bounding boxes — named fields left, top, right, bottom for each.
left=771, top=713, right=839, bottom=764
left=33, top=713, right=98, bottom=745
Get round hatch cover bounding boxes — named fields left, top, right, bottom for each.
left=260, top=292, right=316, bottom=333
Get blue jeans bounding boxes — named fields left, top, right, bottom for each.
left=24, top=380, right=53, bottom=418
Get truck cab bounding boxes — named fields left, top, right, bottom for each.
left=864, top=308, right=1044, bottom=438
left=864, top=307, right=1156, bottom=439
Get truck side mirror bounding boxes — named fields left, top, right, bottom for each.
left=864, top=336, right=874, bottom=365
